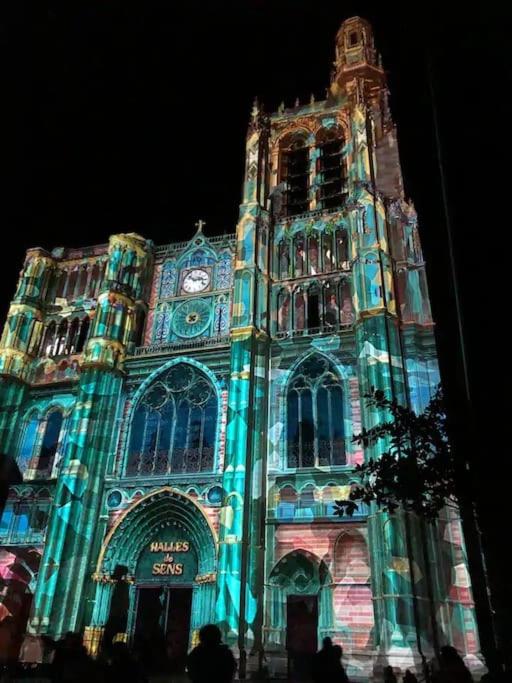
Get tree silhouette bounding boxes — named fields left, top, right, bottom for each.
left=334, top=385, right=457, bottom=520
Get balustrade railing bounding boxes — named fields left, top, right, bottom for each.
left=125, top=447, right=214, bottom=477
left=133, top=334, right=230, bottom=357
left=269, top=500, right=368, bottom=521
left=274, top=321, right=353, bottom=340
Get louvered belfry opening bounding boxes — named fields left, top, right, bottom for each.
left=316, top=128, right=347, bottom=211
left=280, top=134, right=310, bottom=216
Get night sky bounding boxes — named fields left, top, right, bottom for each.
left=3, top=1, right=511, bottom=642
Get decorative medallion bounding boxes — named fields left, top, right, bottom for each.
left=171, top=299, right=211, bottom=338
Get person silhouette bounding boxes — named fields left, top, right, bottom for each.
left=432, top=646, right=473, bottom=683
left=313, top=638, right=349, bottom=683
left=383, top=665, right=398, bottom=683
left=403, top=670, right=418, bottom=683
left=186, top=624, right=236, bottom=683
left=333, top=645, right=349, bottom=683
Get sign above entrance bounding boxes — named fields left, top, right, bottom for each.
left=136, top=528, right=197, bottom=583
left=149, top=540, right=190, bottom=575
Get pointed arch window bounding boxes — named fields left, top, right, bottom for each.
left=316, top=127, right=347, bottom=211
left=126, top=363, right=217, bottom=477
left=293, top=233, right=306, bottom=277
left=339, top=279, right=354, bottom=325
left=323, top=281, right=339, bottom=328
left=322, top=233, right=335, bottom=272
left=279, top=133, right=310, bottom=216
left=335, top=228, right=349, bottom=269
left=18, top=409, right=64, bottom=479
left=277, top=241, right=290, bottom=280
left=306, top=284, right=321, bottom=330
left=18, top=414, right=39, bottom=474
left=293, top=289, right=306, bottom=331
left=38, top=411, right=63, bottom=476
left=277, top=289, right=291, bottom=333
left=308, top=235, right=319, bottom=275
left=287, top=355, right=346, bottom=468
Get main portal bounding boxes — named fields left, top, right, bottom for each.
left=131, top=529, right=198, bottom=672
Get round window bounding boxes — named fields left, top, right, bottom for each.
left=107, top=490, right=122, bottom=509
left=207, top=485, right=224, bottom=505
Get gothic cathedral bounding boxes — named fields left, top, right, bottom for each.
left=0, top=17, right=482, bottom=680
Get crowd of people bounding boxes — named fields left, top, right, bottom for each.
left=0, top=626, right=500, bottom=682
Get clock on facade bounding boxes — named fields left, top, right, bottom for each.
left=182, top=268, right=210, bottom=293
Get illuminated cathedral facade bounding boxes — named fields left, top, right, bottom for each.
left=0, top=17, right=482, bottom=679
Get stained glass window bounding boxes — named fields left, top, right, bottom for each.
left=126, top=364, right=217, bottom=476
left=38, top=411, right=63, bottom=476
left=287, top=355, right=346, bottom=468
left=18, top=415, right=39, bottom=474
left=17, top=410, right=63, bottom=479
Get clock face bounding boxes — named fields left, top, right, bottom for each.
left=182, top=268, right=210, bottom=293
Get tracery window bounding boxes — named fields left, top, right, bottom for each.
left=126, top=363, right=217, bottom=476
left=17, top=409, right=64, bottom=479
left=287, top=355, right=346, bottom=468
left=0, top=493, right=51, bottom=544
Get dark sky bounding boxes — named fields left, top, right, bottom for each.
left=3, top=0, right=511, bottom=639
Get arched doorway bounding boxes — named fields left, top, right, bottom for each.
left=90, top=488, right=217, bottom=670
left=267, top=549, right=333, bottom=676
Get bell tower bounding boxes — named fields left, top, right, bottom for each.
left=331, top=16, right=386, bottom=99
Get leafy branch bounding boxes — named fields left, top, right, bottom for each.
left=334, top=385, right=458, bottom=521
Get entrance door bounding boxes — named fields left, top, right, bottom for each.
left=134, top=587, right=165, bottom=641
left=133, top=586, right=192, bottom=673
left=286, top=595, right=318, bottom=679
left=166, top=588, right=192, bottom=672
